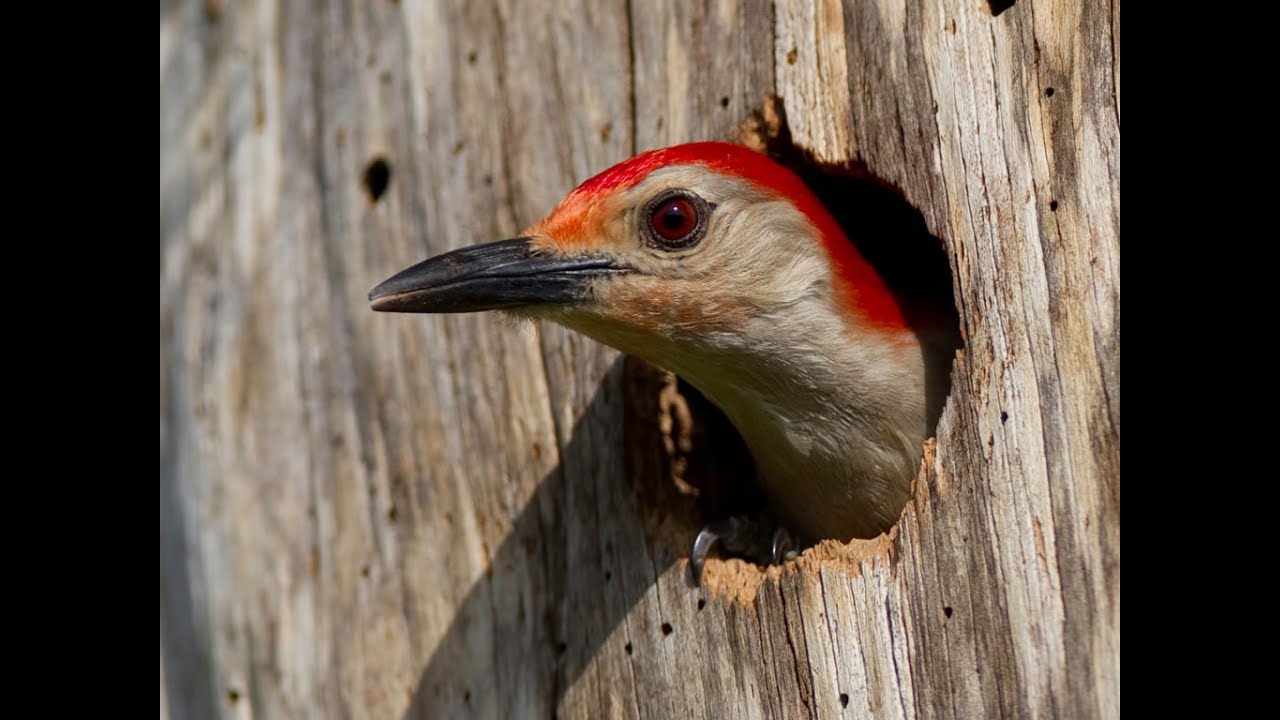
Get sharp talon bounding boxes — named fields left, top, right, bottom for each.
left=690, top=516, right=803, bottom=582
left=690, top=526, right=722, bottom=585
left=770, top=526, right=797, bottom=564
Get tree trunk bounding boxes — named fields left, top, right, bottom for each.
left=160, top=0, right=1119, bottom=718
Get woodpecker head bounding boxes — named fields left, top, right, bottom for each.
left=372, top=142, right=918, bottom=360
left=371, top=142, right=953, bottom=542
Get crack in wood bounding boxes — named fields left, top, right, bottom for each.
left=884, top=595, right=912, bottom=718
left=777, top=580, right=815, bottom=717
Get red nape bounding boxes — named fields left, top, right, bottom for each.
left=572, top=142, right=909, bottom=333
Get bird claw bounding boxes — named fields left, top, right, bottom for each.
left=689, top=515, right=802, bottom=585
left=771, top=526, right=798, bottom=565
left=690, top=525, right=723, bottom=586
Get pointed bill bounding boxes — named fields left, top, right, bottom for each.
left=369, top=237, right=629, bottom=313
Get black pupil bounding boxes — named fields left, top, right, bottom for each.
left=654, top=199, right=695, bottom=240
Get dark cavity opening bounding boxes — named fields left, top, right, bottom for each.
left=988, top=0, right=1016, bottom=16
left=363, top=157, right=392, bottom=203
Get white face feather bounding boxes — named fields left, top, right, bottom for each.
left=527, top=164, right=935, bottom=541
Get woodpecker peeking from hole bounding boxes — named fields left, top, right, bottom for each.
left=370, top=142, right=957, bottom=585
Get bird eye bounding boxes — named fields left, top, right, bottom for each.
left=644, top=191, right=710, bottom=250
left=652, top=198, right=696, bottom=240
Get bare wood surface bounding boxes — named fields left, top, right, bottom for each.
left=160, top=1, right=1119, bottom=718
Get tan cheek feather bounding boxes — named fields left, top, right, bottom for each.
left=593, top=277, right=752, bottom=336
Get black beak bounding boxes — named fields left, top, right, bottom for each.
left=369, top=237, right=628, bottom=313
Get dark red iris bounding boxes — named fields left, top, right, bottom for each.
left=650, top=198, right=698, bottom=242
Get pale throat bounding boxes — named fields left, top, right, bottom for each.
left=640, top=307, right=929, bottom=539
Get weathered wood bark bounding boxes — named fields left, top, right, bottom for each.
left=160, top=0, right=1118, bottom=718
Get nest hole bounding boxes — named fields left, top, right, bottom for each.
left=623, top=96, right=961, bottom=593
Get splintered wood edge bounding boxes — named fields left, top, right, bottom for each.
left=697, top=439, right=935, bottom=607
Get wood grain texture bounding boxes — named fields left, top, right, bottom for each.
left=160, top=0, right=1119, bottom=718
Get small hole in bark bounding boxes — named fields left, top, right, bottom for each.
left=387, top=506, right=398, bottom=523
left=227, top=689, right=241, bottom=704
left=720, top=96, right=730, bottom=108
left=697, top=598, right=706, bottom=610
left=987, top=0, right=1016, bottom=16
left=1050, top=200, right=1059, bottom=212
left=361, top=565, right=370, bottom=577
left=944, top=606, right=954, bottom=618
left=840, top=693, right=849, bottom=708
left=624, top=642, right=633, bottom=655
left=467, top=50, right=478, bottom=64
left=1000, top=411, right=1008, bottom=424
left=363, top=157, right=391, bottom=203
left=555, top=641, right=568, bottom=655
left=463, top=690, right=471, bottom=703
left=604, top=570, right=612, bottom=582
left=661, top=622, right=673, bottom=636
left=1045, top=87, right=1055, bottom=97
left=786, top=47, right=797, bottom=64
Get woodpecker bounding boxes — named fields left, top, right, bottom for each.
left=370, top=142, right=956, bottom=583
